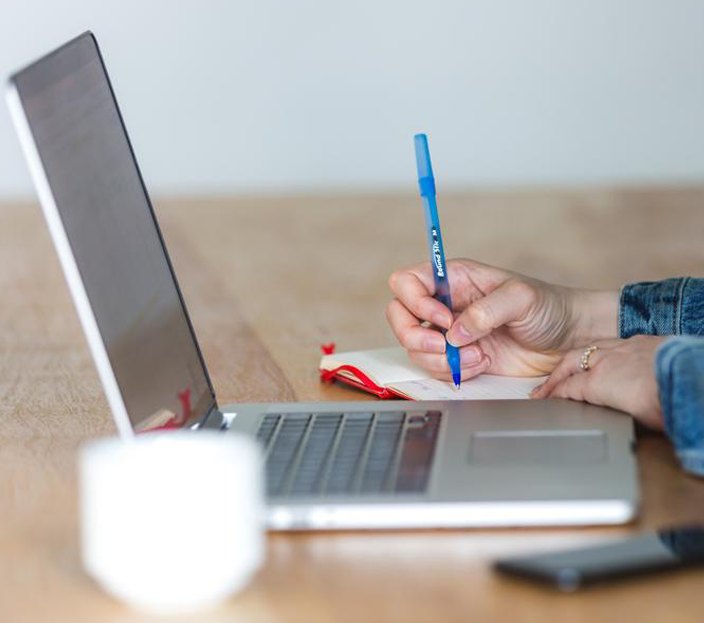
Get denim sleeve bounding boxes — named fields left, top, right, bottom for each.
left=655, top=337, right=704, bottom=477
left=619, top=277, right=704, bottom=338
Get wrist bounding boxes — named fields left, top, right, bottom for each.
left=569, top=289, right=620, bottom=346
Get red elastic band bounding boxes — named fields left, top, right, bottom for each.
left=319, top=364, right=395, bottom=398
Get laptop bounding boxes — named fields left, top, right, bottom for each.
left=6, top=32, right=638, bottom=530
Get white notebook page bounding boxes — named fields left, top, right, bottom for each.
left=320, top=346, right=546, bottom=400
left=392, top=375, right=545, bottom=401
left=320, top=346, right=427, bottom=385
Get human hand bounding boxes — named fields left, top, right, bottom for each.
left=386, top=259, right=619, bottom=381
left=530, top=335, right=666, bottom=430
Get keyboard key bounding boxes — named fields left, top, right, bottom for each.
left=256, top=414, right=280, bottom=448
left=289, top=414, right=342, bottom=495
left=265, top=414, right=311, bottom=495
left=324, top=413, right=373, bottom=494
left=359, top=413, right=405, bottom=494
left=395, top=411, right=441, bottom=493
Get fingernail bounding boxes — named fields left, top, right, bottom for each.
left=424, top=334, right=446, bottom=353
left=447, top=323, right=473, bottom=346
left=432, top=313, right=451, bottom=330
left=460, top=346, right=482, bottom=365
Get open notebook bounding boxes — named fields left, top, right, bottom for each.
left=320, top=346, right=547, bottom=401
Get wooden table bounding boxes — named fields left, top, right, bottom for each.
left=2, top=188, right=704, bottom=622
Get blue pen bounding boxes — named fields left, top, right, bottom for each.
left=413, top=133, right=462, bottom=389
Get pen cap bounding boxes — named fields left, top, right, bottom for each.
left=414, top=133, right=436, bottom=196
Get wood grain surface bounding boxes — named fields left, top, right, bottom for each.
left=1, top=188, right=704, bottom=622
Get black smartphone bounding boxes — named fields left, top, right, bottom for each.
left=494, top=524, right=704, bottom=591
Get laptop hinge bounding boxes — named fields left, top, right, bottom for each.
left=194, top=402, right=225, bottom=430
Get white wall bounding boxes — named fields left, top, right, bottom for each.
left=2, top=0, right=704, bottom=198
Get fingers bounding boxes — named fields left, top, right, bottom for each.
left=408, top=345, right=484, bottom=373
left=385, top=299, right=446, bottom=354
left=409, top=352, right=491, bottom=382
left=530, top=347, right=598, bottom=399
left=388, top=268, right=453, bottom=330
left=446, top=279, right=536, bottom=347
left=387, top=292, right=489, bottom=382
left=530, top=339, right=622, bottom=399
left=548, top=372, right=592, bottom=403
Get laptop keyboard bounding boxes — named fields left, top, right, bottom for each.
left=257, top=410, right=441, bottom=498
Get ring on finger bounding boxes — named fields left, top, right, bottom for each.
left=579, top=345, right=599, bottom=371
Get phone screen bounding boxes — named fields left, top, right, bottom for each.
left=495, top=525, right=704, bottom=591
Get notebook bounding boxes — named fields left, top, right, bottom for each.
left=319, top=346, right=547, bottom=401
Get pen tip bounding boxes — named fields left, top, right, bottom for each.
left=453, top=373, right=461, bottom=390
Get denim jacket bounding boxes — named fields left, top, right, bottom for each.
left=619, top=278, right=704, bottom=477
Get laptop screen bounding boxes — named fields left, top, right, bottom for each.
left=9, top=33, right=215, bottom=432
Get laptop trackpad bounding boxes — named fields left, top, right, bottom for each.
left=468, top=430, right=607, bottom=465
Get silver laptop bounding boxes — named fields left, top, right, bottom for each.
left=6, top=32, right=638, bottom=530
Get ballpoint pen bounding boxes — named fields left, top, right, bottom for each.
left=413, top=133, right=462, bottom=389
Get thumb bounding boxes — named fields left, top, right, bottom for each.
left=446, top=279, right=535, bottom=346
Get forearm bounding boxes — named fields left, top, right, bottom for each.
left=655, top=337, right=704, bottom=477
left=570, top=288, right=620, bottom=346
left=564, top=276, right=704, bottom=347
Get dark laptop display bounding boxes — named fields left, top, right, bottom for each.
left=10, top=34, right=214, bottom=431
